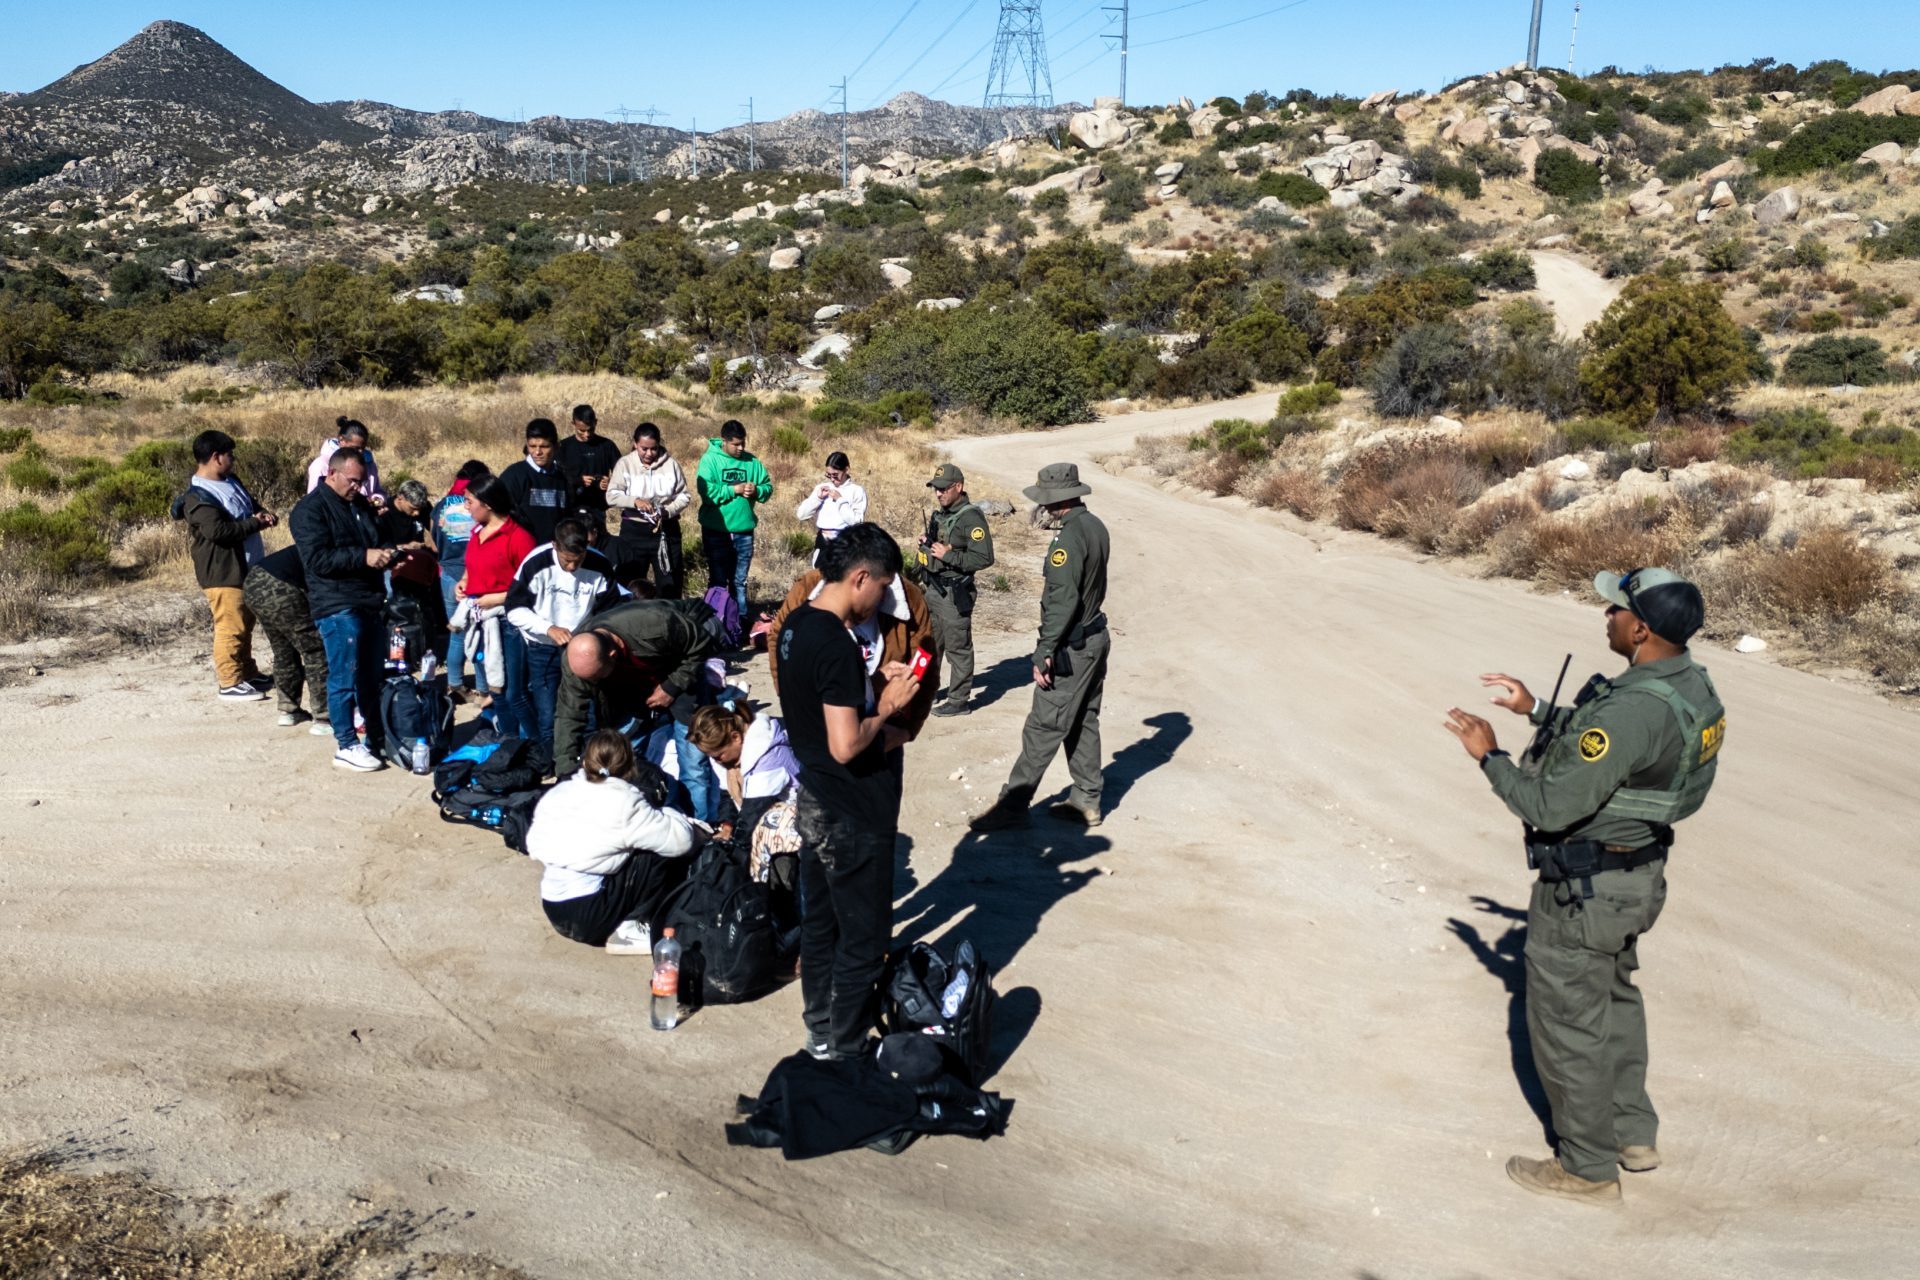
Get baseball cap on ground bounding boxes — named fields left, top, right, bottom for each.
left=927, top=463, right=964, bottom=489
left=1024, top=462, right=1092, bottom=505
left=1593, top=568, right=1705, bottom=645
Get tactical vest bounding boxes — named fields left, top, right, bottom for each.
left=1591, top=666, right=1727, bottom=828
left=928, top=502, right=980, bottom=579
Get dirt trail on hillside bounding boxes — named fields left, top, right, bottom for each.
left=3, top=390, right=1917, bottom=1278
left=1529, top=248, right=1623, bottom=337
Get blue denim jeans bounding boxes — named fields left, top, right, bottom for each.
left=635, top=708, right=719, bottom=824
left=437, top=565, right=470, bottom=688
left=522, top=638, right=565, bottom=756
left=495, top=624, right=537, bottom=743
left=702, top=528, right=755, bottom=620
left=316, top=608, right=385, bottom=751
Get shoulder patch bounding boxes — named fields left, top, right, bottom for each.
left=1049, top=547, right=1068, bottom=568
left=1577, top=728, right=1609, bottom=762
left=970, top=525, right=986, bottom=541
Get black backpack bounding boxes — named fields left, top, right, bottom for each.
left=379, top=675, right=452, bottom=772
left=659, top=838, right=785, bottom=1006
left=436, top=785, right=546, bottom=853
left=884, top=938, right=996, bottom=1086
left=385, top=593, right=430, bottom=669
left=432, top=733, right=546, bottom=796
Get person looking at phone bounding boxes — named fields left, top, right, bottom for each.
left=766, top=550, right=939, bottom=746
left=795, top=451, right=868, bottom=558
left=772, top=523, right=923, bottom=1060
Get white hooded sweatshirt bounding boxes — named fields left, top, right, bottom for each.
left=525, top=772, right=695, bottom=902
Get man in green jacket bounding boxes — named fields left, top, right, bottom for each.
left=553, top=598, right=721, bottom=779
left=1445, top=567, right=1726, bottom=1205
left=971, top=463, right=1111, bottom=831
left=918, top=462, right=995, bottom=716
left=695, top=420, right=773, bottom=621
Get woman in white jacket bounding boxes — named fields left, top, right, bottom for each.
left=793, top=451, right=867, bottom=558
left=525, top=729, right=697, bottom=953
left=606, top=422, right=691, bottom=597
left=687, top=702, right=800, bottom=838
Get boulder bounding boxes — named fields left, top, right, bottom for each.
left=1069, top=108, right=1130, bottom=150
left=849, top=163, right=874, bottom=187
left=1446, top=115, right=1493, bottom=147
left=1765, top=90, right=1796, bottom=104
left=188, top=184, right=225, bottom=207
left=1329, top=188, right=1363, bottom=210
left=995, top=139, right=1021, bottom=170
left=1176, top=96, right=1194, bottom=112
left=1006, top=163, right=1105, bottom=202
left=162, top=259, right=195, bottom=285
left=915, top=297, right=963, bottom=311
left=813, top=304, right=848, bottom=323
left=1187, top=105, right=1226, bottom=138
left=1559, top=459, right=1593, bottom=481
left=245, top=196, right=279, bottom=218
left=1695, top=208, right=1715, bottom=225
left=1360, top=89, right=1398, bottom=111
left=1159, top=184, right=1180, bottom=199
left=1859, top=141, right=1905, bottom=169
left=768, top=247, right=802, bottom=271
left=1392, top=100, right=1425, bottom=123
left=1253, top=195, right=1293, bottom=213
left=798, top=333, right=853, bottom=368
left=1628, top=179, right=1671, bottom=217
left=654, top=207, right=673, bottom=223
left=1503, top=80, right=1528, bottom=104
left=1710, top=181, right=1736, bottom=209
left=1153, top=161, right=1185, bottom=180
left=1698, top=157, right=1750, bottom=185
left=1754, top=185, right=1800, bottom=227
left=881, top=262, right=914, bottom=290
left=1735, top=635, right=1768, bottom=654
left=1531, top=233, right=1571, bottom=248
left=1900, top=94, right=1920, bottom=118
left=1853, top=85, right=1913, bottom=116
left=361, top=195, right=383, bottom=215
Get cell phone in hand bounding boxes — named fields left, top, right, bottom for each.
left=909, top=644, right=934, bottom=682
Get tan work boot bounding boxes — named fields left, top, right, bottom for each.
left=969, top=793, right=1031, bottom=832
left=1505, top=1155, right=1622, bottom=1204
left=1618, top=1144, right=1661, bottom=1172
left=1048, top=801, right=1102, bottom=828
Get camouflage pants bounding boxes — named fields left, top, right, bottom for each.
left=242, top=567, right=329, bottom=718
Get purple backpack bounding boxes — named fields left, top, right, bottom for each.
left=703, top=586, right=744, bottom=648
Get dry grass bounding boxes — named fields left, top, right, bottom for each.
left=0, top=1142, right=531, bottom=1280
left=1334, top=446, right=1487, bottom=544
left=1193, top=451, right=1252, bottom=498
left=1754, top=526, right=1901, bottom=622
left=1443, top=490, right=1543, bottom=555
left=1489, top=500, right=1699, bottom=589
left=1249, top=467, right=1326, bottom=519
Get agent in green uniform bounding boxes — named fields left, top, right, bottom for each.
left=918, top=463, right=996, bottom=717
left=971, top=463, right=1111, bottom=831
left=1445, top=567, right=1725, bottom=1205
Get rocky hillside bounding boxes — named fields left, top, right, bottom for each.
left=0, top=20, right=1073, bottom=205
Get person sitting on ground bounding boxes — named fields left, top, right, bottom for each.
left=794, top=451, right=867, bottom=558
left=290, top=448, right=405, bottom=772
left=304, top=416, right=387, bottom=504
left=768, top=562, right=939, bottom=744
left=432, top=460, right=490, bottom=702
left=550, top=598, right=722, bottom=815
left=453, top=473, right=538, bottom=740
left=688, top=701, right=801, bottom=840
left=607, top=422, right=690, bottom=597
left=500, top=418, right=571, bottom=546
left=505, top=516, right=620, bottom=751
left=524, top=729, right=698, bottom=955
left=556, top=404, right=622, bottom=517
left=242, top=544, right=333, bottom=735
left=178, top=429, right=276, bottom=701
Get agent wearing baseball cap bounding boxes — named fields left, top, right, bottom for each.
left=1444, top=567, right=1727, bottom=1205
left=918, top=463, right=995, bottom=717
left=971, top=463, right=1111, bottom=830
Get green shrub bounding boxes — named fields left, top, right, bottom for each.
left=1370, top=322, right=1476, bottom=418
left=1533, top=149, right=1603, bottom=203
left=1702, top=237, right=1753, bottom=273
left=0, top=426, right=31, bottom=453
left=1267, top=412, right=1331, bottom=441
left=1254, top=171, right=1330, bottom=206
left=1861, top=216, right=1920, bottom=263
left=1029, top=187, right=1069, bottom=214
left=4, top=450, right=60, bottom=494
left=1558, top=417, right=1648, bottom=451
left=1157, top=119, right=1194, bottom=145
left=770, top=425, right=812, bottom=456
left=1275, top=381, right=1341, bottom=414
left=1781, top=335, right=1890, bottom=386
left=1656, top=143, right=1731, bottom=184
left=1721, top=406, right=1920, bottom=482
left=1211, top=307, right=1311, bottom=381
left=1756, top=111, right=1920, bottom=176
left=1208, top=417, right=1270, bottom=459
left=783, top=529, right=815, bottom=557
left=1647, top=94, right=1709, bottom=127
left=1579, top=277, right=1751, bottom=424
left=1100, top=166, right=1149, bottom=224
left=1467, top=246, right=1537, bottom=291
left=1430, top=163, right=1482, bottom=200
left=0, top=501, right=112, bottom=576
left=1469, top=146, right=1525, bottom=180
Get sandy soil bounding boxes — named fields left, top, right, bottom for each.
left=3, top=385, right=1917, bottom=1278
left=1528, top=249, right=1624, bottom=338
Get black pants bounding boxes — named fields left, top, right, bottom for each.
left=796, top=787, right=897, bottom=1057
left=542, top=851, right=689, bottom=947
left=617, top=517, right=684, bottom=598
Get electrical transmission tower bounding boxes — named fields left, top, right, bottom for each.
left=1103, top=2, right=1129, bottom=105
left=983, top=1, right=1053, bottom=108
left=609, top=105, right=642, bottom=181
left=741, top=97, right=756, bottom=171
left=1524, top=0, right=1544, bottom=70
left=831, top=78, right=849, bottom=189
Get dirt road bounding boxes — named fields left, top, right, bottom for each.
left=1529, top=248, right=1623, bottom=337
left=4, top=393, right=1917, bottom=1277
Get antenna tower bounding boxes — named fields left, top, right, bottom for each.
left=742, top=97, right=757, bottom=171
left=1525, top=0, right=1544, bottom=70
left=831, top=79, right=849, bottom=188
left=1568, top=2, right=1582, bottom=73
left=983, top=1, right=1053, bottom=108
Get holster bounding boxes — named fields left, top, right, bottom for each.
left=1527, top=829, right=1671, bottom=900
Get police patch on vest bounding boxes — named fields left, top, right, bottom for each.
left=1578, top=728, right=1609, bottom=761
left=971, top=525, right=985, bottom=541
left=1699, top=716, right=1725, bottom=763
left=1049, top=548, right=1068, bottom=567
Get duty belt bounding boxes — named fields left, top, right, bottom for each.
left=1066, top=614, right=1107, bottom=648
left=1527, top=827, right=1672, bottom=900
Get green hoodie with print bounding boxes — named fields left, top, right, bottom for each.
left=695, top=438, right=774, bottom=533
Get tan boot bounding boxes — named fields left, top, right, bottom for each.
left=969, top=792, right=1031, bottom=831
left=1619, top=1144, right=1661, bottom=1172
left=1505, top=1155, right=1622, bottom=1204
left=1048, top=801, right=1102, bottom=828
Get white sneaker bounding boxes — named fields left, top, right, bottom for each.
left=310, top=719, right=336, bottom=737
left=604, top=919, right=652, bottom=956
left=276, top=709, right=309, bottom=727
left=332, top=744, right=385, bottom=772
left=218, top=684, right=267, bottom=702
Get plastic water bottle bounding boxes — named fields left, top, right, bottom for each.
left=650, top=927, right=682, bottom=1031
left=411, top=737, right=430, bottom=775
left=386, top=623, right=408, bottom=672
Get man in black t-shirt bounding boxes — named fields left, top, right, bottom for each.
left=776, top=523, right=922, bottom=1060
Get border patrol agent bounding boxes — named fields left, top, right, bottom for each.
left=918, top=463, right=995, bottom=717
left=1445, top=567, right=1725, bottom=1204
left=971, top=463, right=1110, bottom=831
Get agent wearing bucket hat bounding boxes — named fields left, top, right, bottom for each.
left=1444, top=567, right=1727, bottom=1205
left=971, top=463, right=1110, bottom=830
left=918, top=462, right=995, bottom=716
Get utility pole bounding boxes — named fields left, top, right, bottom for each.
left=1103, top=1, right=1129, bottom=105
left=691, top=117, right=699, bottom=178
left=1525, top=0, right=1543, bottom=70
left=832, top=78, right=849, bottom=189
left=742, top=97, right=756, bottom=171
left=1568, top=2, right=1582, bottom=73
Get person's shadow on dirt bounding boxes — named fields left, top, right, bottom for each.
left=1036, top=711, right=1192, bottom=819
left=963, top=654, right=1037, bottom=711
left=1446, top=896, right=1555, bottom=1145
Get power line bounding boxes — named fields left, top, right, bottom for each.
left=847, top=0, right=930, bottom=84
left=867, top=0, right=984, bottom=108
left=984, top=1, right=1053, bottom=108
left=1132, top=0, right=1311, bottom=48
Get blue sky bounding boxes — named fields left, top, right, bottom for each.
left=3, top=2, right=1911, bottom=130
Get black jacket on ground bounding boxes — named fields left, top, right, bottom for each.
left=290, top=483, right=389, bottom=620
left=499, top=459, right=572, bottom=545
